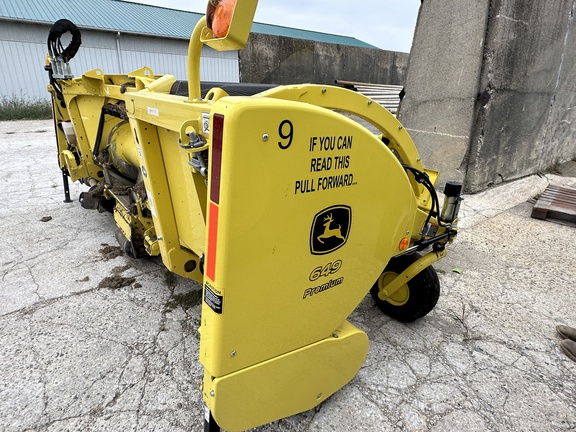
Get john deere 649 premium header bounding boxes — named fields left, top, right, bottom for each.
left=45, top=1, right=461, bottom=430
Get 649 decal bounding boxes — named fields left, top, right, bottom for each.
left=309, top=260, right=342, bottom=282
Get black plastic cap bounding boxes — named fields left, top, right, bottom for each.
left=444, top=181, right=462, bottom=197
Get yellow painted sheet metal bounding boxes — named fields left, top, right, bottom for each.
left=204, top=320, right=368, bottom=432
left=200, top=96, right=416, bottom=378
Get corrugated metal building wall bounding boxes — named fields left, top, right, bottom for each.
left=0, top=0, right=388, bottom=102
left=0, top=20, right=238, bottom=101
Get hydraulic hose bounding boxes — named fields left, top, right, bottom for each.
left=47, top=19, right=82, bottom=62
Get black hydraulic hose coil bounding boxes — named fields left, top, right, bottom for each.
left=48, top=19, right=82, bottom=62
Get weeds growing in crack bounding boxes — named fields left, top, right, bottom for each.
left=452, top=303, right=480, bottom=341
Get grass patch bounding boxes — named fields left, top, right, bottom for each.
left=0, top=95, right=52, bottom=120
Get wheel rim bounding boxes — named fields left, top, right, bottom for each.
left=378, top=271, right=410, bottom=306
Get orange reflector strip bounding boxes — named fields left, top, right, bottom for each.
left=207, top=202, right=219, bottom=281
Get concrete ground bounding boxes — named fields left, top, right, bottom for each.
left=1, top=119, right=575, bottom=432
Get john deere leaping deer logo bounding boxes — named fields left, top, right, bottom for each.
left=310, top=205, right=352, bottom=255
left=317, top=213, right=345, bottom=244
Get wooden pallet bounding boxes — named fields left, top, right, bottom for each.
left=531, top=184, right=576, bottom=226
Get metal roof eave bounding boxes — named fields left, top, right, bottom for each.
left=0, top=16, right=197, bottom=42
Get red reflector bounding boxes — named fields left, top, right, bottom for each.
left=211, top=114, right=224, bottom=204
left=207, top=202, right=219, bottom=281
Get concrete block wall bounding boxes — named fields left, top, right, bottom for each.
left=240, top=33, right=409, bottom=86
left=399, top=0, right=576, bottom=192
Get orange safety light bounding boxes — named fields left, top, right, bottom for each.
left=399, top=237, right=410, bottom=251
left=201, top=0, right=258, bottom=51
left=212, top=0, right=236, bottom=38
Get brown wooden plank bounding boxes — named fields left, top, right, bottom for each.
left=531, top=184, right=576, bottom=226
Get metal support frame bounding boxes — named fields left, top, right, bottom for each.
left=61, top=169, right=72, bottom=203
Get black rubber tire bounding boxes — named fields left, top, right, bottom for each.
left=370, top=253, right=440, bottom=322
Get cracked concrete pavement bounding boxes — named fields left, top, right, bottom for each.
left=1, top=119, right=575, bottom=431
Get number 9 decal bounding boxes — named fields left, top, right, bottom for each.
left=278, top=120, right=293, bottom=150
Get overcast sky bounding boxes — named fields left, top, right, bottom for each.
left=123, top=0, right=421, bottom=53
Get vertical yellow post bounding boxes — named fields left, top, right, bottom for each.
left=187, top=17, right=206, bottom=101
